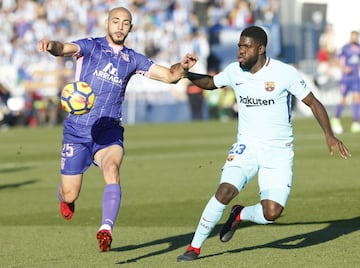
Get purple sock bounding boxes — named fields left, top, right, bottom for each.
left=353, top=103, right=360, bottom=121
left=57, top=183, right=64, bottom=202
left=102, top=184, right=121, bottom=229
left=335, top=104, right=344, bottom=118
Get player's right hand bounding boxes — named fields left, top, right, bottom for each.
left=37, top=38, right=51, bottom=52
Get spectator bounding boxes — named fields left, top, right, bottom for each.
left=316, top=24, right=340, bottom=88
left=0, top=82, right=11, bottom=128
left=203, top=69, right=221, bottom=120
left=318, top=24, right=337, bottom=59
left=187, top=81, right=205, bottom=121
left=228, top=0, right=253, bottom=29
left=219, top=86, right=237, bottom=121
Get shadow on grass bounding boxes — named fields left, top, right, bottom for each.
left=0, top=166, right=31, bottom=173
left=113, top=217, right=359, bottom=264
left=201, top=217, right=360, bottom=260
left=113, top=224, right=224, bottom=264
left=0, top=179, right=38, bottom=190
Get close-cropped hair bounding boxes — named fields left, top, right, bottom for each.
left=241, top=26, right=268, bottom=47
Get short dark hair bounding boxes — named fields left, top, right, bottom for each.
left=241, top=26, right=268, bottom=47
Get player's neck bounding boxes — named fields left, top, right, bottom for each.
left=109, top=43, right=124, bottom=54
left=249, top=56, right=267, bottom=74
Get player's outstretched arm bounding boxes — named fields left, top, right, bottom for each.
left=186, top=71, right=217, bottom=90
left=302, top=92, right=351, bottom=159
left=37, top=39, right=79, bottom=57
left=149, top=53, right=198, bottom=84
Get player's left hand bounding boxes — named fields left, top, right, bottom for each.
left=181, top=53, right=198, bottom=71
left=327, top=136, right=351, bottom=159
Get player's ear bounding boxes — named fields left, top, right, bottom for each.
left=129, top=24, right=133, bottom=32
left=259, top=45, right=266, bottom=55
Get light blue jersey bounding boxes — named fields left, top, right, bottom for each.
left=215, top=57, right=312, bottom=206
left=214, top=57, right=311, bottom=145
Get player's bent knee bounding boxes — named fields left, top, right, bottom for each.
left=215, top=183, right=238, bottom=204
left=264, top=209, right=282, bottom=221
left=261, top=199, right=284, bottom=221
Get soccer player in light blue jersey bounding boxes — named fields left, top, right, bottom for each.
left=177, top=25, right=351, bottom=262
left=37, top=7, right=197, bottom=252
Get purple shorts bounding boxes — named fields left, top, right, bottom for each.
left=61, top=117, right=124, bottom=175
left=340, top=76, right=360, bottom=96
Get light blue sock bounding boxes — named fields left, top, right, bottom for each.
left=191, top=196, right=226, bottom=248
left=241, top=203, right=273, bottom=224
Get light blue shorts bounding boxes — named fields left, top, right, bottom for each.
left=220, top=141, right=294, bottom=207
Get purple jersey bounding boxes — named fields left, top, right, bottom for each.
left=338, top=43, right=360, bottom=94
left=61, top=37, right=154, bottom=174
left=339, top=43, right=360, bottom=79
left=66, top=37, right=153, bottom=129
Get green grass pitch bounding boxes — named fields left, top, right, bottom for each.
left=0, top=117, right=359, bottom=268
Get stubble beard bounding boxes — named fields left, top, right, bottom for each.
left=240, top=55, right=258, bottom=71
left=109, top=32, right=126, bottom=45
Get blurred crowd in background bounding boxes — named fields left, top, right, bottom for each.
left=0, top=0, right=283, bottom=127
left=0, top=0, right=302, bottom=128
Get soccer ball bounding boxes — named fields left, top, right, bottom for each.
left=60, top=81, right=95, bottom=115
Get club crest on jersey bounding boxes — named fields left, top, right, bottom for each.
left=120, top=52, right=130, bottom=62
left=227, top=154, right=235, bottom=161
left=265, top=81, right=275, bottom=91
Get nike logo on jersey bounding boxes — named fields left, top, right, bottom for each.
left=235, top=82, right=243, bottom=85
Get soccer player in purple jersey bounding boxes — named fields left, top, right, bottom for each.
left=331, top=30, right=360, bottom=134
left=36, top=7, right=197, bottom=252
